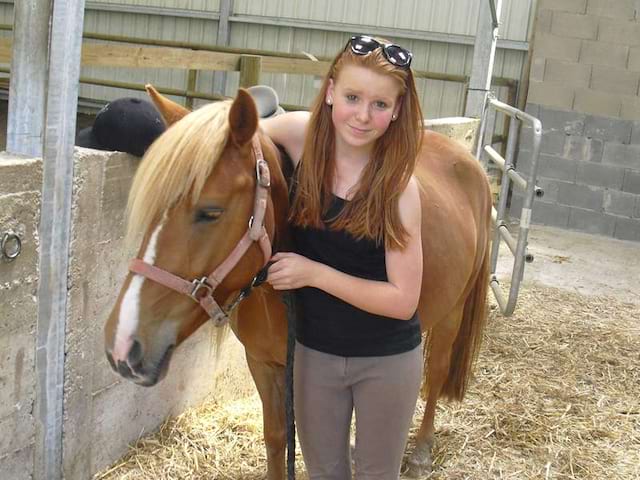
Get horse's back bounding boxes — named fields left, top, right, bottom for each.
left=415, top=130, right=491, bottom=329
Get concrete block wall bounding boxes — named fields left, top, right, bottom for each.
left=513, top=0, right=640, bottom=241
left=0, top=154, right=41, bottom=480
left=0, top=149, right=252, bottom=480
left=513, top=105, right=640, bottom=240
left=529, top=0, right=640, bottom=119
left=63, top=148, right=242, bottom=478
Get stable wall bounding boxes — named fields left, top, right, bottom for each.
left=513, top=0, right=640, bottom=241
left=0, top=154, right=42, bottom=480
left=0, top=149, right=242, bottom=480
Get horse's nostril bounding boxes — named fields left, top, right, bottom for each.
left=117, top=360, right=134, bottom=378
left=128, top=339, right=144, bottom=368
left=106, top=350, right=118, bottom=372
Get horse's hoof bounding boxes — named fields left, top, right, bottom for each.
left=404, top=444, right=432, bottom=478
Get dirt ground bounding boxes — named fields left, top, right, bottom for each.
left=496, top=224, right=640, bottom=304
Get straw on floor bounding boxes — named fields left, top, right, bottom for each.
left=95, top=283, right=640, bottom=480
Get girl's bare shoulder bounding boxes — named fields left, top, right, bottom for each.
left=261, top=111, right=310, bottom=167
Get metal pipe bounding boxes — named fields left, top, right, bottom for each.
left=507, top=168, right=528, bottom=192
left=490, top=278, right=507, bottom=312
left=488, top=0, right=500, bottom=28
left=484, top=144, right=505, bottom=169
left=489, top=115, right=519, bottom=278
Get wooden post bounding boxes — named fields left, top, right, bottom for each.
left=185, top=69, right=198, bottom=109
left=239, top=54, right=262, bottom=88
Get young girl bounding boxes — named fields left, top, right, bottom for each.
left=263, top=35, right=424, bottom=480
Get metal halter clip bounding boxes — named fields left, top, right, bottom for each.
left=1, top=231, right=22, bottom=262
left=256, top=159, right=271, bottom=188
left=190, top=277, right=213, bottom=301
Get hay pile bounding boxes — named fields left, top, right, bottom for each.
left=95, top=283, right=640, bottom=479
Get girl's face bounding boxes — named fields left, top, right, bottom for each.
left=327, top=64, right=402, bottom=153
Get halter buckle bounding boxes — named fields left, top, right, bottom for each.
left=190, top=277, right=213, bottom=301
left=256, top=159, right=271, bottom=188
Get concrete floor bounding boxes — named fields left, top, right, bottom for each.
left=496, top=224, right=640, bottom=304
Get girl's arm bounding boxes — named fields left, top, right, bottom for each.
left=267, top=177, right=423, bottom=320
left=260, top=111, right=310, bottom=168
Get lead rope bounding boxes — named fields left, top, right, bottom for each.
left=282, top=290, right=297, bottom=480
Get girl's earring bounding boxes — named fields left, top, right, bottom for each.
left=326, top=98, right=333, bottom=106
left=392, top=114, right=398, bottom=121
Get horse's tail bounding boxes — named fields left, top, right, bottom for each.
left=440, top=236, right=490, bottom=401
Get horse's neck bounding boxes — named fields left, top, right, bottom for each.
left=263, top=139, right=292, bottom=251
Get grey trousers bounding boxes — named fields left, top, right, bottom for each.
left=294, top=342, right=423, bottom=480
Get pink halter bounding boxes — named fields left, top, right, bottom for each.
left=129, top=136, right=273, bottom=326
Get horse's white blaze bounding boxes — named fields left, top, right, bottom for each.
left=112, top=220, right=165, bottom=363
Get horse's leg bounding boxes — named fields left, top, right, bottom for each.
left=406, top=304, right=464, bottom=477
left=245, top=353, right=286, bottom=480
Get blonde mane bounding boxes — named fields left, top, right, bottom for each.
left=126, top=100, right=232, bottom=244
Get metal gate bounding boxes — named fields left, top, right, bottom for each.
left=476, top=93, right=544, bottom=316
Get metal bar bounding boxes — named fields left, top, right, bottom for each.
left=484, top=145, right=530, bottom=192
left=488, top=96, right=540, bottom=126
left=489, top=115, right=518, bottom=278
left=488, top=0, right=499, bottom=28
left=481, top=89, right=543, bottom=316
left=507, top=169, right=528, bottom=192
left=35, top=1, right=86, bottom=479
left=484, top=145, right=505, bottom=169
left=6, top=1, right=49, bottom=158
left=504, top=117, right=542, bottom=315
left=498, top=225, right=517, bottom=256
left=490, top=279, right=507, bottom=312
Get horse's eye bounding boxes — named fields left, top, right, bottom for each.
left=195, top=207, right=224, bottom=223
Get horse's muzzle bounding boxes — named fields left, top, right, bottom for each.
left=105, top=343, right=174, bottom=387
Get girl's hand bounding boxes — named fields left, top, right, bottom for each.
left=267, top=252, right=321, bottom=290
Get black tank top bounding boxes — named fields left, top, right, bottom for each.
left=291, top=194, right=422, bottom=357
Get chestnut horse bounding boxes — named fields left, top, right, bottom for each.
left=103, top=86, right=491, bottom=478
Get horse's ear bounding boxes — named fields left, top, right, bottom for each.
left=228, top=88, right=258, bottom=147
left=145, top=84, right=190, bottom=126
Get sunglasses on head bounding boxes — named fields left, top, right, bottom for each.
left=346, top=35, right=413, bottom=69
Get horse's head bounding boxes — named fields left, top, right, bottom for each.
left=104, top=87, right=288, bottom=386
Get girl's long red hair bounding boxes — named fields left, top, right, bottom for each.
left=289, top=42, right=424, bottom=250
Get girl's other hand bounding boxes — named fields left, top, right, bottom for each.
left=267, top=252, right=320, bottom=290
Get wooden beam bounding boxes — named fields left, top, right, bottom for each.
left=79, top=43, right=240, bottom=70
